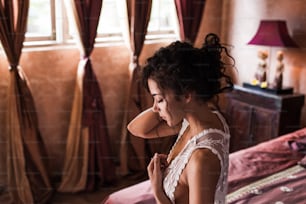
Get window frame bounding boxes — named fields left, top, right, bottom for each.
left=23, top=0, right=178, bottom=49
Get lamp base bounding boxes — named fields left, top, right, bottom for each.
left=242, top=82, right=293, bottom=95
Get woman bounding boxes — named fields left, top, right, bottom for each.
left=103, top=33, right=234, bottom=204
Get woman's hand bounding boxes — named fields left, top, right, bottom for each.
left=147, top=153, right=168, bottom=197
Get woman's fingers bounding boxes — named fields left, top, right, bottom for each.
left=147, top=153, right=169, bottom=178
left=147, top=155, right=155, bottom=178
left=159, top=154, right=168, bottom=159
left=154, top=153, right=160, bottom=173
left=159, top=154, right=168, bottom=170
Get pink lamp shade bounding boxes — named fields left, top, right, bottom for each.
left=248, top=20, right=298, bottom=47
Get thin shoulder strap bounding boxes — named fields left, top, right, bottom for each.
left=213, top=111, right=229, bottom=134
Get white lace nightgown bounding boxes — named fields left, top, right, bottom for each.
left=163, top=111, right=230, bottom=204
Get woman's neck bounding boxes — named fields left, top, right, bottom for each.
left=184, top=101, right=221, bottom=137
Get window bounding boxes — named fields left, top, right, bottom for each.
left=147, top=0, right=178, bottom=39
left=26, top=0, right=55, bottom=41
left=25, top=0, right=177, bottom=47
left=97, top=0, right=122, bottom=37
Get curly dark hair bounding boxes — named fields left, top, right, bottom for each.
left=142, top=33, right=234, bottom=102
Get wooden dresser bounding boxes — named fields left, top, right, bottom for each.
left=223, top=85, right=305, bottom=152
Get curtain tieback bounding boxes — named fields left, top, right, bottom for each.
left=129, top=55, right=139, bottom=73
left=81, top=55, right=89, bottom=60
left=8, top=64, right=19, bottom=71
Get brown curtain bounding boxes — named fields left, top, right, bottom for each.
left=0, top=0, right=53, bottom=203
left=124, top=0, right=152, bottom=173
left=174, top=0, right=206, bottom=43
left=58, top=0, right=115, bottom=193
left=120, top=0, right=176, bottom=174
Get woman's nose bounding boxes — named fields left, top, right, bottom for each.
left=152, top=102, right=159, bottom=112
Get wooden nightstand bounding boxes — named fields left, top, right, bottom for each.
left=223, top=85, right=305, bottom=152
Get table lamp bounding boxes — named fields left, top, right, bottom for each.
left=245, top=20, right=298, bottom=94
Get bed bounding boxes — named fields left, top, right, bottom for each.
left=102, top=127, right=306, bottom=204
left=227, top=127, right=306, bottom=203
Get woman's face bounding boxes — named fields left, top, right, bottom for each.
left=148, top=78, right=186, bottom=127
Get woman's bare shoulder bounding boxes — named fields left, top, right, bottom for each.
left=188, top=148, right=221, bottom=172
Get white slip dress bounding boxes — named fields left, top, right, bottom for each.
left=163, top=111, right=230, bottom=204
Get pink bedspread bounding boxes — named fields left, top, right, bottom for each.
left=227, top=166, right=306, bottom=203
left=227, top=128, right=306, bottom=203
left=102, top=180, right=155, bottom=204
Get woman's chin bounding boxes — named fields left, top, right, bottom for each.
left=165, top=120, right=172, bottom=127
left=167, top=119, right=183, bottom=128
left=165, top=118, right=181, bottom=127
left=166, top=121, right=176, bottom=127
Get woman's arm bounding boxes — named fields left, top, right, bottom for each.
left=127, top=108, right=180, bottom=139
left=187, top=149, right=221, bottom=204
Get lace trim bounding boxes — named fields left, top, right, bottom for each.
left=163, top=153, right=189, bottom=203
left=167, top=119, right=229, bottom=164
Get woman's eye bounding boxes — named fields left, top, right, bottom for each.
left=152, top=95, right=164, bottom=104
left=157, top=99, right=164, bottom=103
